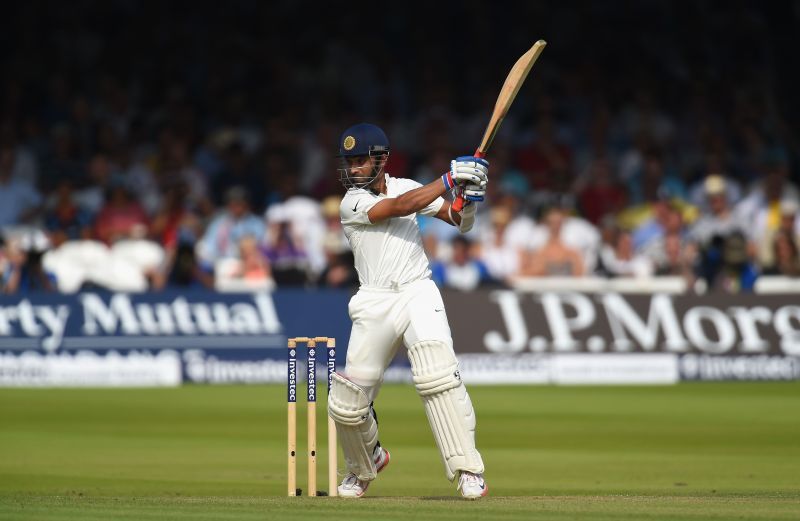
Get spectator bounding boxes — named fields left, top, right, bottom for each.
left=265, top=177, right=326, bottom=276
left=528, top=201, right=601, bottom=274
left=74, top=153, right=114, bottom=214
left=687, top=168, right=742, bottom=212
left=318, top=249, right=359, bottom=288
left=520, top=207, right=585, bottom=277
left=576, top=157, right=628, bottom=225
left=654, top=233, right=697, bottom=281
left=41, top=124, right=83, bottom=189
left=0, top=142, right=42, bottom=226
left=149, top=180, right=201, bottom=251
left=598, top=227, right=654, bottom=278
left=476, top=205, right=520, bottom=283
left=689, top=175, right=747, bottom=248
left=163, top=242, right=214, bottom=289
left=43, top=179, right=94, bottom=246
left=636, top=202, right=688, bottom=266
left=196, top=186, right=265, bottom=269
left=1, top=234, right=56, bottom=293
left=735, top=157, right=800, bottom=266
left=431, top=236, right=493, bottom=291
left=214, top=235, right=275, bottom=292
left=94, top=180, right=149, bottom=244
left=211, top=141, right=264, bottom=210
left=262, top=214, right=310, bottom=286
left=516, top=115, right=572, bottom=194
left=704, top=232, right=758, bottom=293
left=763, top=230, right=800, bottom=277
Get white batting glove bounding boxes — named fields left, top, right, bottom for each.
left=462, top=183, right=487, bottom=202
left=441, top=156, right=489, bottom=192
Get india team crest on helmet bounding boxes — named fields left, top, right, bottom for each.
left=343, top=136, right=356, bottom=151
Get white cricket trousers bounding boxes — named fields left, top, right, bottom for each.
left=343, top=278, right=453, bottom=389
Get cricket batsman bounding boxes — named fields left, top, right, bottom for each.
left=327, top=123, right=489, bottom=499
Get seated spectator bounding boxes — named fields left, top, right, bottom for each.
left=753, top=199, right=800, bottom=270
left=320, top=195, right=349, bottom=258
left=1, top=233, right=56, bottom=293
left=704, top=231, right=758, bottom=293
left=516, top=115, right=572, bottom=194
left=654, top=233, right=697, bottom=281
left=214, top=235, right=275, bottom=292
left=127, top=129, right=211, bottom=216
left=44, top=179, right=94, bottom=244
left=687, top=169, right=742, bottom=212
left=149, top=180, right=201, bottom=251
left=528, top=201, right=601, bottom=274
left=598, top=228, right=654, bottom=278
left=689, top=175, right=747, bottom=248
left=431, top=236, right=493, bottom=291
left=520, top=207, right=585, bottom=277
left=265, top=177, right=327, bottom=276
left=476, top=205, right=521, bottom=283
left=211, top=140, right=264, bottom=209
left=576, top=158, right=628, bottom=225
left=196, top=186, right=265, bottom=269
left=762, top=230, right=800, bottom=277
left=163, top=242, right=214, bottom=289
left=316, top=203, right=357, bottom=288
left=41, top=124, right=83, bottom=188
left=94, top=180, right=149, bottom=244
left=74, top=153, right=114, bottom=214
left=317, top=250, right=359, bottom=288
left=262, top=212, right=310, bottom=286
left=637, top=202, right=688, bottom=266
left=735, top=156, right=800, bottom=266
left=0, top=142, right=42, bottom=226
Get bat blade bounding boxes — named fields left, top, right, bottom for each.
left=451, top=40, right=546, bottom=213
left=476, top=39, right=546, bottom=157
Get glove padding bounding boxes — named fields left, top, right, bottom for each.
left=458, top=198, right=477, bottom=233
left=450, top=156, right=489, bottom=188
left=462, top=183, right=486, bottom=202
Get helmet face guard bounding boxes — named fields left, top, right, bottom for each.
left=336, top=123, right=390, bottom=190
left=338, top=147, right=389, bottom=189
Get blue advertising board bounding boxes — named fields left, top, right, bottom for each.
left=0, top=290, right=353, bottom=385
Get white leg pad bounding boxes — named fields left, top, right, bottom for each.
left=328, top=373, right=379, bottom=481
left=408, top=340, right=484, bottom=481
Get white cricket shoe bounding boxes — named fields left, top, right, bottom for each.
left=337, top=446, right=391, bottom=498
left=457, top=471, right=488, bottom=499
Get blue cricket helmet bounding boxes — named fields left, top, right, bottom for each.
left=337, top=123, right=390, bottom=189
left=337, top=123, right=390, bottom=157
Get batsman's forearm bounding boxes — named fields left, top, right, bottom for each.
left=394, top=180, right=447, bottom=216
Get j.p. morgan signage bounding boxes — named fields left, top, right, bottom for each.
left=445, top=291, right=800, bottom=383
left=451, top=291, right=800, bottom=356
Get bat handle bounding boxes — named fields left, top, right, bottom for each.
left=451, top=149, right=486, bottom=213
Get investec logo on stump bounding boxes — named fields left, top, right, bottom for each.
left=0, top=292, right=283, bottom=351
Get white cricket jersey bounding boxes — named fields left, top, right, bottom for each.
left=340, top=174, right=445, bottom=289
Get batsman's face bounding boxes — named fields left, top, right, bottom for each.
left=345, top=155, right=372, bottom=175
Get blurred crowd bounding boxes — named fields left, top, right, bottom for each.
left=1, top=1, right=798, bottom=294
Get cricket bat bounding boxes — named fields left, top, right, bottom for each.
left=452, top=40, right=547, bottom=212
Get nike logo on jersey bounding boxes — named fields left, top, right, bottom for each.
left=434, top=309, right=444, bottom=312
left=352, top=201, right=359, bottom=212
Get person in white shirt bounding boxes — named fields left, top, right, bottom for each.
left=327, top=123, right=489, bottom=499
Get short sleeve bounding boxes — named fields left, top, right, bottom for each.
left=395, top=178, right=444, bottom=217
left=418, top=195, right=445, bottom=217
left=340, top=191, right=381, bottom=226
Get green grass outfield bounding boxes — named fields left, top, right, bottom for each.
left=0, top=383, right=798, bottom=520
